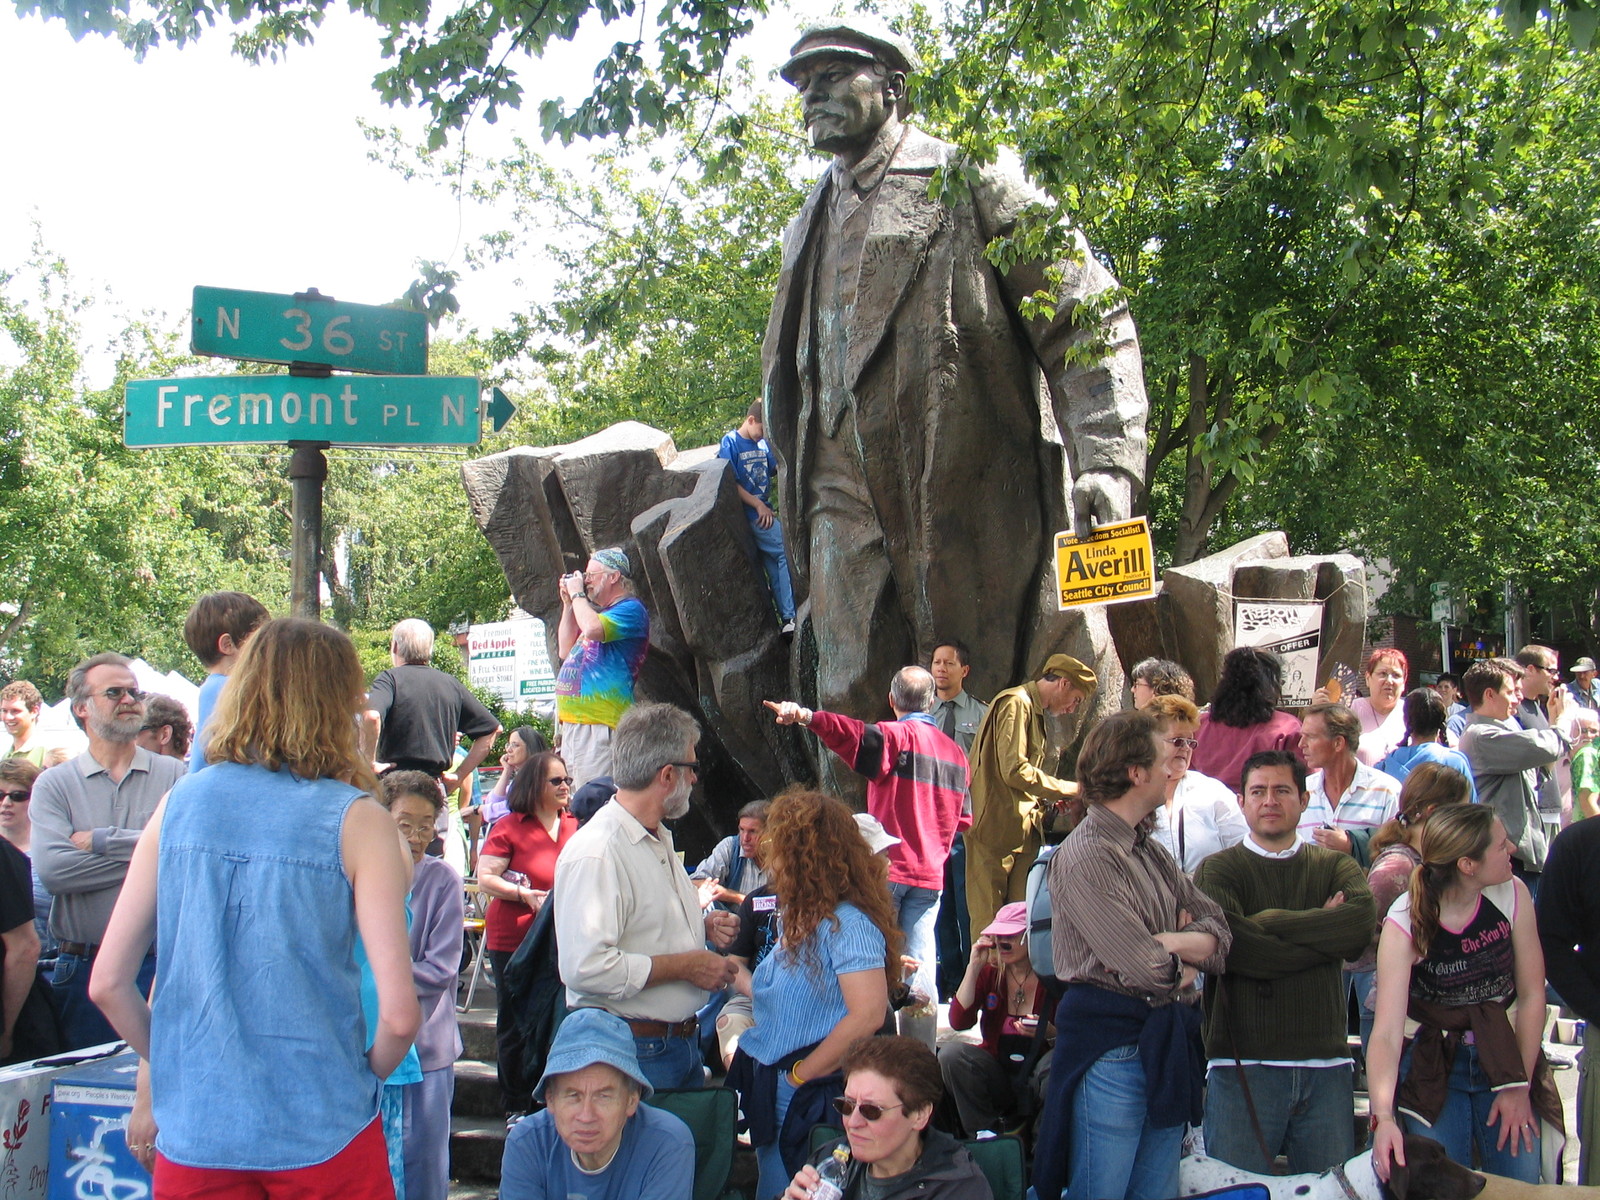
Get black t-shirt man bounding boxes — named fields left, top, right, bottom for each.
left=367, top=664, right=499, bottom=776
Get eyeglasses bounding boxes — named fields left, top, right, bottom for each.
left=0, top=791, right=28, bottom=804
left=547, top=776, right=575, bottom=788
left=96, top=687, right=146, bottom=703
left=833, top=1097, right=905, bottom=1122
left=668, top=761, right=700, bottom=775
left=1164, top=737, right=1199, bottom=750
left=995, top=941, right=1016, bottom=952
left=394, top=822, right=434, bottom=840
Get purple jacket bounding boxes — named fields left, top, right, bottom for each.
left=410, top=855, right=465, bottom=1071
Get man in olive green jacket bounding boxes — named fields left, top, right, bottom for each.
left=964, top=654, right=1097, bottom=933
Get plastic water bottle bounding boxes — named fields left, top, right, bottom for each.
left=808, top=1146, right=850, bottom=1200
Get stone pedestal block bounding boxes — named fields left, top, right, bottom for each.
left=1163, top=532, right=1290, bottom=701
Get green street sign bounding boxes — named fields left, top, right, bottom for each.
left=191, top=286, right=429, bottom=375
left=124, top=374, right=488, bottom=448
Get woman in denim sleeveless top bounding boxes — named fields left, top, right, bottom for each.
left=91, top=617, right=421, bottom=1199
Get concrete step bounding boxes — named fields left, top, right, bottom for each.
left=458, top=1006, right=497, bottom=1063
left=454, top=1060, right=502, bottom=1120
left=450, top=1115, right=507, bottom=1184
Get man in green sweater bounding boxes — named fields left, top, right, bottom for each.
left=1194, top=749, right=1376, bottom=1174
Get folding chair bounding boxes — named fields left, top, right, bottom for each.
left=458, top=880, right=489, bottom=1012
left=646, top=1086, right=738, bottom=1200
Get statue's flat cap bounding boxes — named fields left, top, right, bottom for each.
left=780, top=20, right=922, bottom=83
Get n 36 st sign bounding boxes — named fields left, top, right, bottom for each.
left=191, top=286, right=428, bottom=375
left=124, top=375, right=486, bottom=447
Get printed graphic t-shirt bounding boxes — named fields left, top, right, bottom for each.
left=719, top=431, right=776, bottom=507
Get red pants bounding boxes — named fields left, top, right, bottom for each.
left=154, top=1118, right=393, bottom=1200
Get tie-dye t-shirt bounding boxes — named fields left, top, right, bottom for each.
left=555, top=596, right=650, bottom=727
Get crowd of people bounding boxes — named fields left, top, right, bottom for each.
left=4, top=559, right=1600, bottom=1200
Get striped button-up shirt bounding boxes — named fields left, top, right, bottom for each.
left=1048, top=803, right=1230, bottom=1004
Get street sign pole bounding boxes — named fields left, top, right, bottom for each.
left=287, top=356, right=331, bottom=619
left=289, top=440, right=329, bottom=619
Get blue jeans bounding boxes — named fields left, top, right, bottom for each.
left=935, top=836, right=970, bottom=1000
left=53, top=948, right=156, bottom=1051
left=1066, top=1043, right=1183, bottom=1200
left=748, top=514, right=795, bottom=622
left=1400, top=1043, right=1540, bottom=1182
left=755, top=1069, right=797, bottom=1200
left=889, top=882, right=940, bottom=1006
left=1203, top=1064, right=1354, bottom=1174
left=633, top=1031, right=704, bottom=1092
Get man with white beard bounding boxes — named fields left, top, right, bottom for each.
left=553, top=703, right=740, bottom=1090
left=32, top=652, right=186, bottom=1049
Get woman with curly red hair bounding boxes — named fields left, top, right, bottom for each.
left=728, top=789, right=903, bottom=1200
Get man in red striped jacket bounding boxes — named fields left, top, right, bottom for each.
left=765, top=666, right=971, bottom=1041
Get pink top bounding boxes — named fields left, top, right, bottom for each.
left=1191, top=709, right=1304, bottom=795
left=1351, top=696, right=1407, bottom=767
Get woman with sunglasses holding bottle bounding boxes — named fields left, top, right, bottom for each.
left=476, top=750, right=578, bottom=1122
left=939, top=901, right=1051, bottom=1138
left=784, top=1035, right=991, bottom=1200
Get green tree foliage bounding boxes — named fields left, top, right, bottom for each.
left=376, top=95, right=809, bottom=449
left=0, top=252, right=287, bottom=690
left=917, top=0, right=1600, bottom=585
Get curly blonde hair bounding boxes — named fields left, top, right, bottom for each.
left=762, top=788, right=902, bottom=991
left=206, top=618, right=377, bottom=793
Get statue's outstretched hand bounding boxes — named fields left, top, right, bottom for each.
left=1071, top=470, right=1133, bottom=538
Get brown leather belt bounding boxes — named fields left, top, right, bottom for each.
left=623, top=1016, right=698, bottom=1039
left=59, top=941, right=97, bottom=958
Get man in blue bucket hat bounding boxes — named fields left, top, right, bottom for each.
left=500, top=1007, right=696, bottom=1199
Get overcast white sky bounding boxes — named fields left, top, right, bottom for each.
left=0, top=5, right=808, bottom=380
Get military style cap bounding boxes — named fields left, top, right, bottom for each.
left=780, top=18, right=923, bottom=83
left=1042, top=653, right=1098, bottom=695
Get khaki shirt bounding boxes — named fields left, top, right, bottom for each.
left=967, top=682, right=1074, bottom=849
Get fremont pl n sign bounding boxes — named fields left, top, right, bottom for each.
left=124, top=374, right=492, bottom=448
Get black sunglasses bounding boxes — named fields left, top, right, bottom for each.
left=832, top=1097, right=905, bottom=1122
left=0, top=791, right=28, bottom=804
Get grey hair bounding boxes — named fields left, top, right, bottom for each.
left=611, top=702, right=700, bottom=790
left=890, top=666, right=936, bottom=714
left=738, top=799, right=771, bottom=823
left=390, top=618, right=436, bottom=665
left=68, top=652, right=134, bottom=705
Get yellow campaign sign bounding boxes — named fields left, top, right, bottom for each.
left=1054, top=517, right=1156, bottom=609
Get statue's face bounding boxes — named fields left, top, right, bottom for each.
left=790, top=55, right=896, bottom=156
